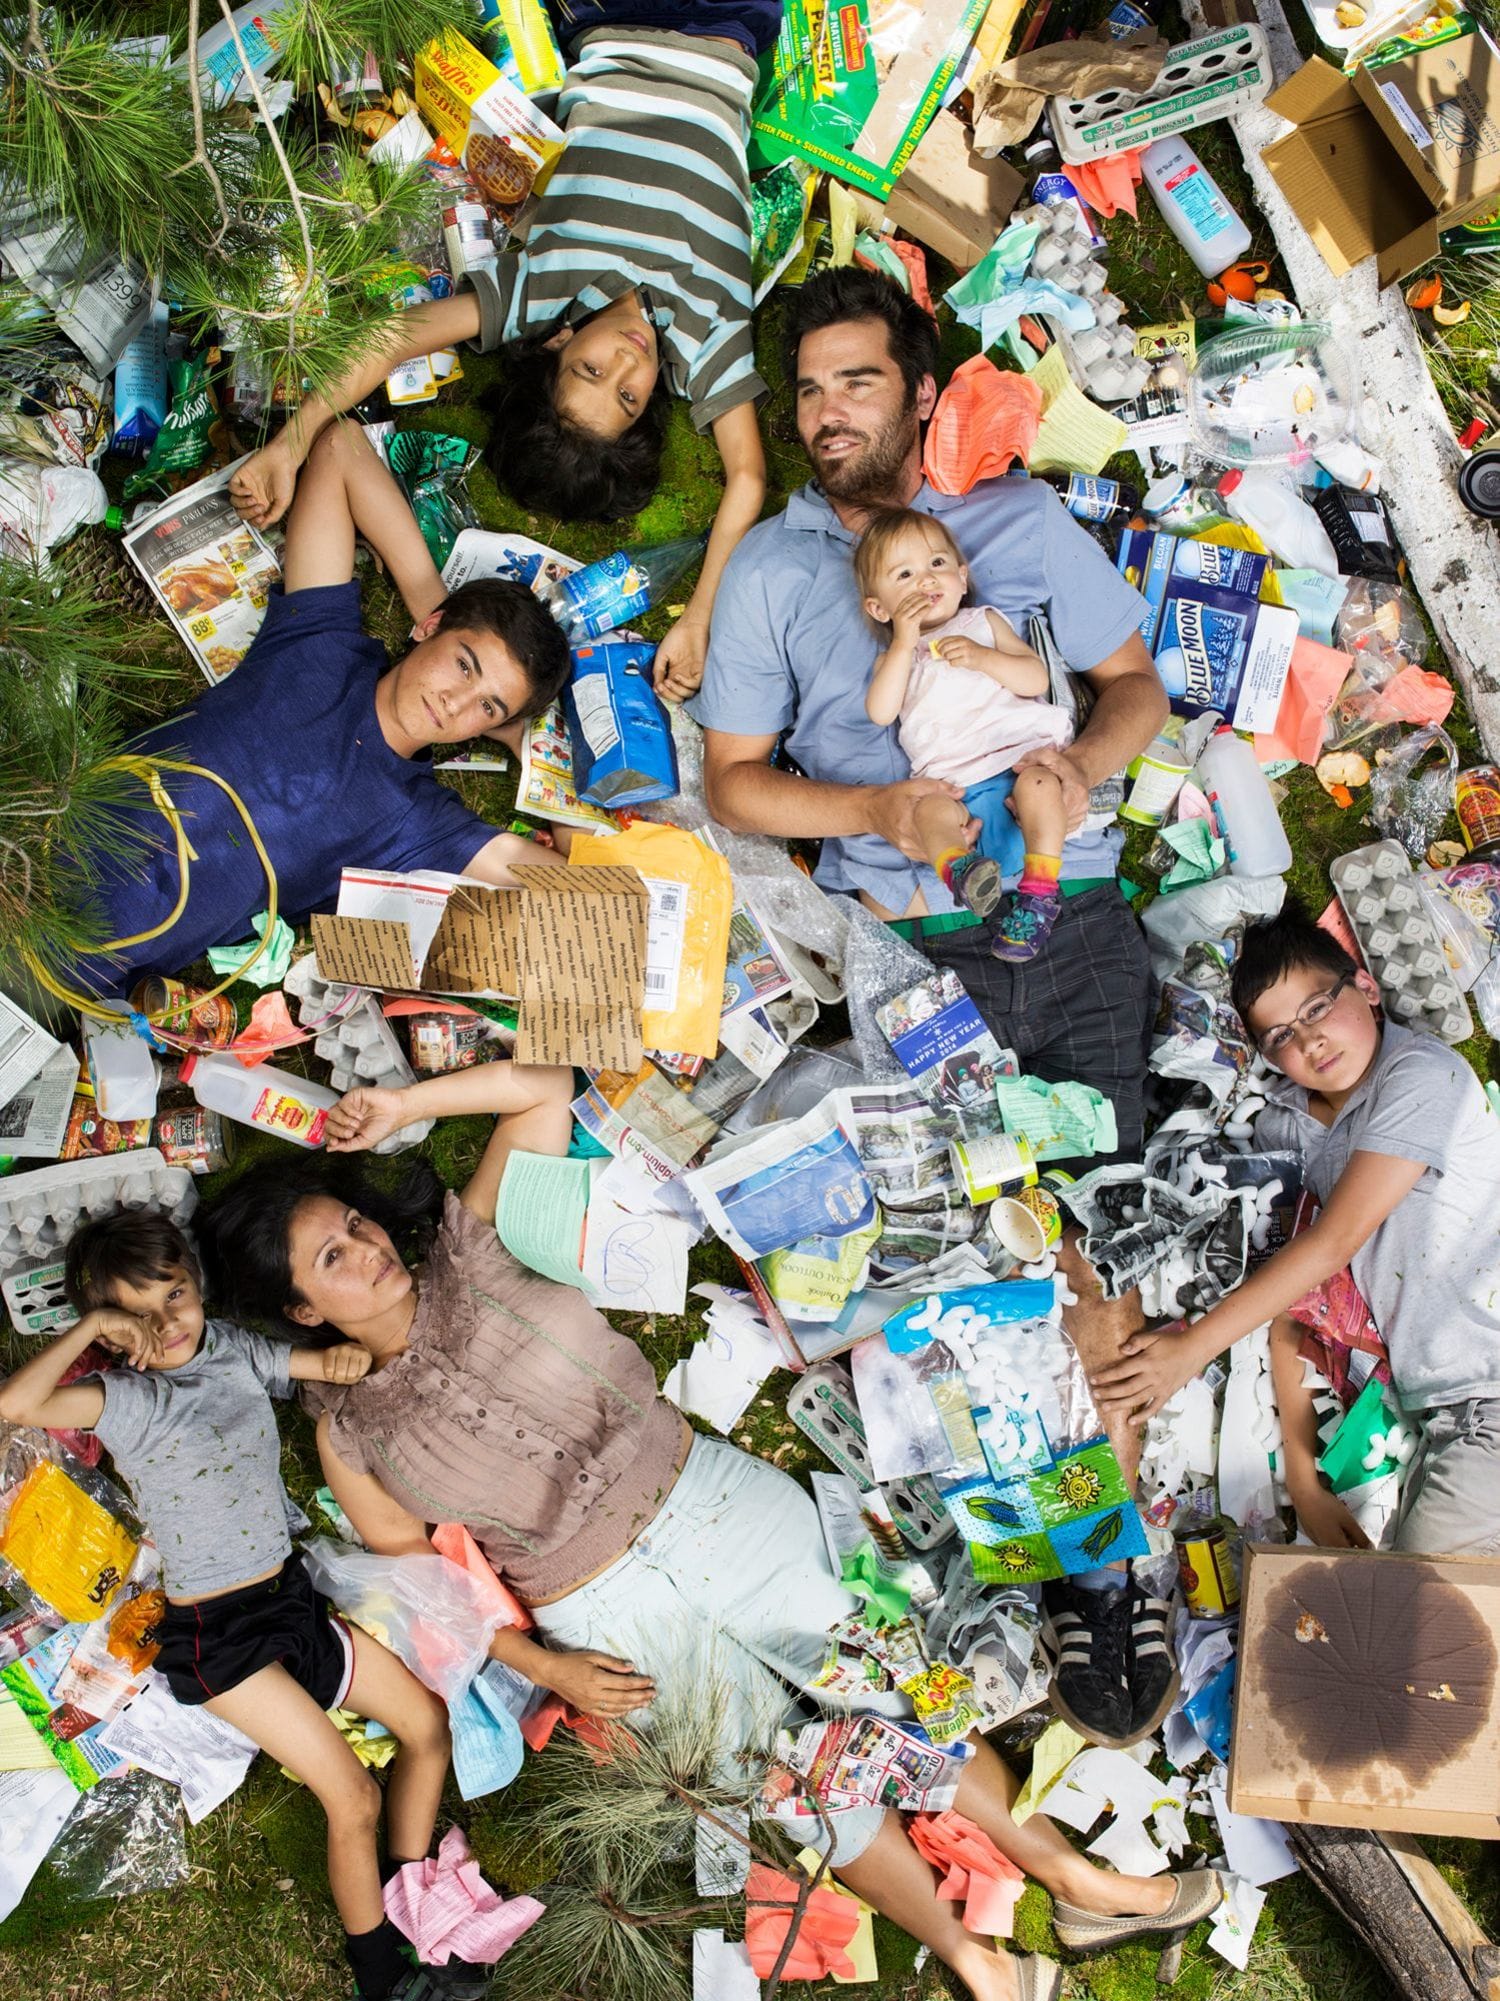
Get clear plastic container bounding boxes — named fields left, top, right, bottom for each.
left=178, top=1052, right=338, bottom=1148
left=1197, top=727, right=1292, bottom=878
left=1189, top=323, right=1355, bottom=467
left=83, top=1020, right=160, bottom=1123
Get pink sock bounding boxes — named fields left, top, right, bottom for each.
left=1019, top=873, right=1060, bottom=899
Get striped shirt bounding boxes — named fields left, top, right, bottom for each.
left=467, top=29, right=767, bottom=433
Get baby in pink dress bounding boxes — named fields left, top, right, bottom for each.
left=858, top=507, right=1073, bottom=962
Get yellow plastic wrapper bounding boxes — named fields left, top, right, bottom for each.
left=0, top=1461, right=138, bottom=1623
left=570, top=823, right=733, bottom=1059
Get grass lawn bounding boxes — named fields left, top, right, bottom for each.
left=2, top=13, right=1496, bottom=1992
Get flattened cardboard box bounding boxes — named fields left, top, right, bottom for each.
left=885, top=108, right=1023, bottom=271
left=1263, top=32, right=1500, bottom=287
left=1230, top=1542, right=1500, bottom=1838
left=312, top=864, right=647, bottom=1071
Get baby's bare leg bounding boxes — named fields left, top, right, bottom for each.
left=914, top=791, right=1002, bottom=918
left=913, top=790, right=972, bottom=872
left=1011, top=764, right=1068, bottom=863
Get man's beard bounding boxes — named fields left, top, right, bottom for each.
left=811, top=405, right=920, bottom=504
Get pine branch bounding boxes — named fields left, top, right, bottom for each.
left=266, top=0, right=474, bottom=90
left=215, top=0, right=315, bottom=326
left=174, top=0, right=233, bottom=246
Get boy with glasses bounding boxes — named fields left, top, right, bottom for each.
left=1094, top=903, right=1500, bottom=1556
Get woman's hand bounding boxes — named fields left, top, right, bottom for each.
left=229, top=431, right=303, bottom=529
left=325, top=1085, right=413, bottom=1154
left=85, top=1307, right=168, bottom=1371
left=652, top=613, right=710, bottom=704
left=542, top=1649, right=656, bottom=1717
left=1289, top=1477, right=1372, bottom=1550
left=1093, top=1321, right=1213, bottom=1424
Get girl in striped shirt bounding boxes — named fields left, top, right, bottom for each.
left=233, top=6, right=777, bottom=700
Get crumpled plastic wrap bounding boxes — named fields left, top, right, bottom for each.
left=300, top=1539, right=503, bottom=1703
left=1369, top=724, right=1459, bottom=858
left=47, top=1769, right=187, bottom=1902
left=1140, top=873, right=1285, bottom=985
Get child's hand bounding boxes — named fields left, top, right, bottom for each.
left=652, top=614, right=709, bottom=704
left=325, top=1085, right=410, bottom=1153
left=934, top=634, right=990, bottom=674
left=1291, top=1479, right=1372, bottom=1550
left=1094, top=1321, right=1212, bottom=1424
left=86, top=1308, right=167, bottom=1371
left=891, top=587, right=934, bottom=641
left=321, top=1343, right=373, bottom=1386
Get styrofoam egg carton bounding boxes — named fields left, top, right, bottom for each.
left=2, top=1258, right=74, bottom=1337
left=1014, top=201, right=1151, bottom=405
left=788, top=1361, right=954, bottom=1551
left=1330, top=839, right=1473, bottom=1045
left=284, top=955, right=433, bottom=1154
left=1047, top=24, right=1273, bottom=165
left=0, top=1150, right=197, bottom=1293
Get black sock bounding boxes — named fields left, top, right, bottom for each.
left=345, top=1917, right=408, bottom=2000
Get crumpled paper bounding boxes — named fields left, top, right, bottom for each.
left=923, top=355, right=1042, bottom=494
left=909, top=1810, right=1025, bottom=1935
left=1158, top=816, right=1226, bottom=890
left=1254, top=637, right=1353, bottom=766
left=205, top=909, right=294, bottom=987
left=994, top=1071, right=1117, bottom=1160
left=384, top=1826, right=544, bottom=1965
left=945, top=222, right=1096, bottom=362
left=971, top=32, right=1166, bottom=152
left=744, top=1863, right=860, bottom=1980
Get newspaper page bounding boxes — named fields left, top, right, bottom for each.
left=0, top=196, right=153, bottom=376
left=122, top=460, right=280, bottom=683
left=684, top=1100, right=876, bottom=1261
left=830, top=1082, right=957, bottom=1208
left=0, top=993, right=62, bottom=1113
left=0, top=1046, right=79, bottom=1159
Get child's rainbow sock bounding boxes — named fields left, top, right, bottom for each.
left=935, top=845, right=970, bottom=890
left=1019, top=852, right=1062, bottom=897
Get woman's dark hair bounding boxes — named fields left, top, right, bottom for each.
left=198, top=1157, right=445, bottom=1341
left=64, top=1210, right=200, bottom=1313
left=433, top=578, right=571, bottom=720
left=486, top=338, right=670, bottom=523
left=1229, top=901, right=1359, bottom=1026
left=781, top=267, right=940, bottom=403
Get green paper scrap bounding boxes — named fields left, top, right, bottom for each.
left=1159, top=816, right=1225, bottom=891
left=206, top=909, right=294, bottom=987
left=1316, top=1372, right=1398, bottom=1494
left=994, top=1072, right=1117, bottom=1162
left=969, top=1530, right=1064, bottom=1586
left=495, top=1149, right=590, bottom=1289
left=840, top=1544, right=912, bottom=1630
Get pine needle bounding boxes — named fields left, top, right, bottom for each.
left=267, top=0, right=474, bottom=87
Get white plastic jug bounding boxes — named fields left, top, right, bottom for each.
left=1142, top=136, right=1251, bottom=278
left=83, top=1018, right=160, bottom=1122
left=1216, top=468, right=1341, bottom=578
left=1197, top=727, right=1292, bottom=878
left=179, top=1052, right=338, bottom=1148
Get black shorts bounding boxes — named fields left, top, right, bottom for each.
left=154, top=1550, right=355, bottom=1709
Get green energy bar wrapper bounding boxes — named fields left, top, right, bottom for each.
left=387, top=429, right=479, bottom=569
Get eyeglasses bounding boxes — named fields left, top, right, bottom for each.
left=1256, top=973, right=1355, bottom=1060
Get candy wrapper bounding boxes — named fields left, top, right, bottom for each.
left=0, top=1457, right=139, bottom=1625
left=751, top=159, right=815, bottom=305
left=387, top=429, right=480, bottom=570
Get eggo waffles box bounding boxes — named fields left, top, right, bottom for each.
left=415, top=32, right=566, bottom=227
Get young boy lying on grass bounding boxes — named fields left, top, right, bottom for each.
left=0, top=1211, right=471, bottom=2001
left=1095, top=904, right=1500, bottom=1557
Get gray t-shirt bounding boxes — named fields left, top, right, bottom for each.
left=90, top=1319, right=304, bottom=1598
left=1257, top=1023, right=1500, bottom=1412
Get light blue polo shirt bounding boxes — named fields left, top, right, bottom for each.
left=691, top=474, right=1151, bottom=914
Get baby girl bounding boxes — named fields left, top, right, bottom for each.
left=859, top=507, right=1072, bottom=962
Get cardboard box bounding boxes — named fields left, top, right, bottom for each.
left=1230, top=1543, right=1500, bottom=1839
left=414, top=31, right=566, bottom=229
left=312, top=864, right=648, bottom=1071
left=1263, top=34, right=1500, bottom=287
left=885, top=108, right=1023, bottom=270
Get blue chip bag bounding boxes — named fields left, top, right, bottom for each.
left=564, top=640, right=679, bottom=808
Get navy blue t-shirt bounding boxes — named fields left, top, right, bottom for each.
left=73, top=583, right=493, bottom=998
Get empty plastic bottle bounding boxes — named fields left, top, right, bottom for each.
left=179, top=1052, right=339, bottom=1148
left=542, top=533, right=709, bottom=641
left=1142, top=136, right=1251, bottom=278
left=1197, top=726, right=1292, bottom=878
left=1216, top=468, right=1341, bottom=578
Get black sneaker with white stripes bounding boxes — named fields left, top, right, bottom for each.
left=1126, top=1582, right=1180, bottom=1740
left=1043, top=1579, right=1133, bottom=1746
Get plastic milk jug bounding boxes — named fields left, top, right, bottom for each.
left=179, top=1052, right=338, bottom=1148
left=83, top=1018, right=161, bottom=1122
left=1216, top=468, right=1341, bottom=579
left=1197, top=727, right=1292, bottom=878
left=1142, top=136, right=1251, bottom=278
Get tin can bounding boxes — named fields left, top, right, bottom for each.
left=407, top=1010, right=487, bottom=1075
left=1175, top=1521, right=1240, bottom=1618
left=131, top=977, right=237, bottom=1049
left=1104, top=0, right=1153, bottom=34
left=153, top=1105, right=236, bottom=1176
left=948, top=1131, right=1037, bottom=1206
left=1456, top=765, right=1500, bottom=859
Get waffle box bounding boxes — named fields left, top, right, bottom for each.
left=415, top=31, right=565, bottom=232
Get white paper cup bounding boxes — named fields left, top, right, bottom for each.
left=987, top=1195, right=1047, bottom=1265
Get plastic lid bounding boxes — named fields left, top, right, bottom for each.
left=178, top=1053, right=198, bottom=1082
left=1144, top=473, right=1189, bottom=513
left=1217, top=469, right=1243, bottom=496
left=104, top=504, right=125, bottom=532
left=1457, top=450, right=1500, bottom=520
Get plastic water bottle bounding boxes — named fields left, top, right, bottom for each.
left=1216, top=468, right=1341, bottom=578
left=83, top=1018, right=160, bottom=1122
left=1142, top=136, right=1251, bottom=278
left=179, top=1052, right=338, bottom=1148
left=543, top=533, right=708, bottom=641
left=1197, top=727, right=1292, bottom=878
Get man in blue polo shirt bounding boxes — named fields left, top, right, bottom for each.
left=691, top=268, right=1174, bottom=1753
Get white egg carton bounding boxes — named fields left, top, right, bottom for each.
left=1330, top=839, right=1473, bottom=1046
left=2, top=1258, right=73, bottom=1337
left=284, top=955, right=432, bottom=1154
left=1014, top=198, right=1151, bottom=405
left=0, top=1150, right=197, bottom=1308
left=788, top=1361, right=954, bottom=1551
left=1047, top=24, right=1274, bottom=165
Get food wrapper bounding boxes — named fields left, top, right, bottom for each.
left=564, top=640, right=679, bottom=808
left=106, top=1589, right=165, bottom=1675
left=922, top=356, right=1042, bottom=495
left=122, top=353, right=220, bottom=502
left=388, top=429, right=480, bottom=571
left=0, top=353, right=111, bottom=469
left=0, top=1462, right=138, bottom=1624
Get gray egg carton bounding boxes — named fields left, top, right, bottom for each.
left=1330, top=840, right=1473, bottom=1045
left=788, top=1361, right=955, bottom=1551
left=1014, top=199, right=1150, bottom=405
left=1047, top=23, right=1273, bottom=165
left=284, top=954, right=432, bottom=1154
left=0, top=1151, right=197, bottom=1323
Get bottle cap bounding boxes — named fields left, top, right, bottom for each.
left=1217, top=469, right=1243, bottom=496
left=178, top=1054, right=198, bottom=1083
left=1457, top=450, right=1500, bottom=519
left=104, top=504, right=125, bottom=532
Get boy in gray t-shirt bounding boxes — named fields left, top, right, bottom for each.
left=0, top=1209, right=455, bottom=2001
left=1093, top=905, right=1500, bottom=1558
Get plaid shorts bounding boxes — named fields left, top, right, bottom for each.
left=914, top=886, right=1155, bottom=1164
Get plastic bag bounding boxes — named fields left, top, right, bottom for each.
left=46, top=1768, right=188, bottom=1901
left=564, top=640, right=679, bottom=807
left=1334, top=578, right=1427, bottom=663
left=0, top=1459, right=138, bottom=1624
left=299, top=1539, right=504, bottom=1703
left=1370, top=726, right=1459, bottom=858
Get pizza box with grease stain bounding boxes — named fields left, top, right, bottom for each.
left=1231, top=1543, right=1500, bottom=1839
